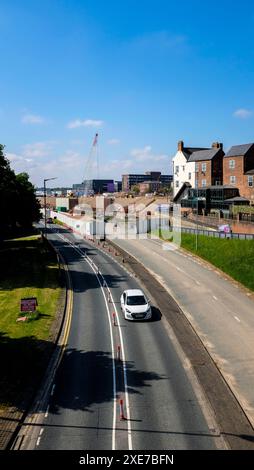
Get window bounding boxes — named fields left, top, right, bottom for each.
left=230, top=176, right=236, bottom=184
left=248, top=175, right=253, bottom=187
left=127, top=295, right=146, bottom=306
left=176, top=180, right=179, bottom=188
left=201, top=179, right=206, bottom=187
left=182, top=165, right=185, bottom=171
left=195, top=163, right=199, bottom=172
left=175, top=165, right=179, bottom=174
left=188, top=172, right=191, bottom=180
left=229, top=159, right=235, bottom=169
left=201, top=163, right=207, bottom=172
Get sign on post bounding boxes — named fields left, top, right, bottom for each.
left=20, top=297, right=38, bottom=312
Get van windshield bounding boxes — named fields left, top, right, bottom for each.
left=127, top=295, right=146, bottom=306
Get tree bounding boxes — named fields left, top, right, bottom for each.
left=0, top=144, right=17, bottom=230
left=0, top=145, right=41, bottom=236
left=131, top=185, right=140, bottom=195
left=15, top=173, right=41, bottom=228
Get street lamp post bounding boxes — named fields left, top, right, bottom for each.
left=44, top=177, right=57, bottom=235
left=196, top=194, right=199, bottom=250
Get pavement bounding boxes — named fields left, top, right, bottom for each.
left=111, top=236, right=254, bottom=432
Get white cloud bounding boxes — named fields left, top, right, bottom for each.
left=130, top=145, right=168, bottom=162
left=6, top=152, right=40, bottom=176
left=21, top=113, right=46, bottom=124
left=233, top=108, right=252, bottom=119
left=67, top=119, right=104, bottom=129
left=22, top=141, right=53, bottom=158
left=6, top=152, right=23, bottom=162
left=108, top=138, right=120, bottom=145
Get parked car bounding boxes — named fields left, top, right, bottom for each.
left=218, top=224, right=231, bottom=233
left=120, top=289, right=152, bottom=321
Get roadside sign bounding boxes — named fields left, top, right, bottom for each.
left=20, top=297, right=38, bottom=312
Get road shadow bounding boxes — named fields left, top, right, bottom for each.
left=50, top=348, right=166, bottom=415
left=150, top=306, right=162, bottom=322
left=0, top=332, right=55, bottom=410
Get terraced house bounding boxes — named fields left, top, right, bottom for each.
left=172, top=140, right=224, bottom=197
left=223, top=143, right=254, bottom=203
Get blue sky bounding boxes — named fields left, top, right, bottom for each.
left=1, top=0, right=254, bottom=186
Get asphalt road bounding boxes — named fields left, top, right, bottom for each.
left=112, top=236, right=254, bottom=428
left=24, top=226, right=223, bottom=450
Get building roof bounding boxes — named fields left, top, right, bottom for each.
left=188, top=148, right=222, bottom=162
left=182, top=147, right=208, bottom=160
left=173, top=182, right=191, bottom=203
left=225, top=143, right=254, bottom=157
left=207, top=184, right=237, bottom=189
left=223, top=196, right=250, bottom=203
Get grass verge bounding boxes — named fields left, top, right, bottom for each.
left=153, top=229, right=254, bottom=291
left=0, top=234, right=62, bottom=408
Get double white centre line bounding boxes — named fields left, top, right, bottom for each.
left=56, top=233, right=132, bottom=450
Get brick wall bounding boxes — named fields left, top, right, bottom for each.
left=223, top=156, right=254, bottom=199
left=37, top=196, right=56, bottom=209
left=196, top=160, right=212, bottom=188
left=195, top=153, right=223, bottom=188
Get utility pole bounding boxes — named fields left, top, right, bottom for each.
left=196, top=194, right=198, bottom=250
left=44, top=177, right=57, bottom=236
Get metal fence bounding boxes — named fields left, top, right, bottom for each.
left=174, top=226, right=254, bottom=240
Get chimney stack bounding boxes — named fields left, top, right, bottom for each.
left=212, top=142, right=223, bottom=150
left=178, top=140, right=184, bottom=151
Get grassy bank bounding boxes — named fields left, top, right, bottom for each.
left=0, top=234, right=62, bottom=407
left=53, top=218, right=65, bottom=226
left=153, top=229, right=254, bottom=291
left=181, top=234, right=254, bottom=291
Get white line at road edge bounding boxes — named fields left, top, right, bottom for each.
left=57, top=234, right=133, bottom=450
left=106, top=286, right=133, bottom=451
left=57, top=234, right=117, bottom=449
left=76, top=240, right=132, bottom=450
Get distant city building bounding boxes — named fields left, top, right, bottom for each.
left=114, top=181, right=122, bottom=192
left=138, top=180, right=162, bottom=194
left=36, top=187, right=72, bottom=197
left=122, top=171, right=172, bottom=192
left=73, top=179, right=114, bottom=194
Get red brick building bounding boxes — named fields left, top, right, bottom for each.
left=188, top=142, right=224, bottom=188
left=223, top=143, right=254, bottom=202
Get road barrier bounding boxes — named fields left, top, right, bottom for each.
left=119, top=398, right=125, bottom=420
left=117, top=345, right=121, bottom=361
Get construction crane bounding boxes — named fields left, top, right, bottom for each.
left=82, top=132, right=99, bottom=195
